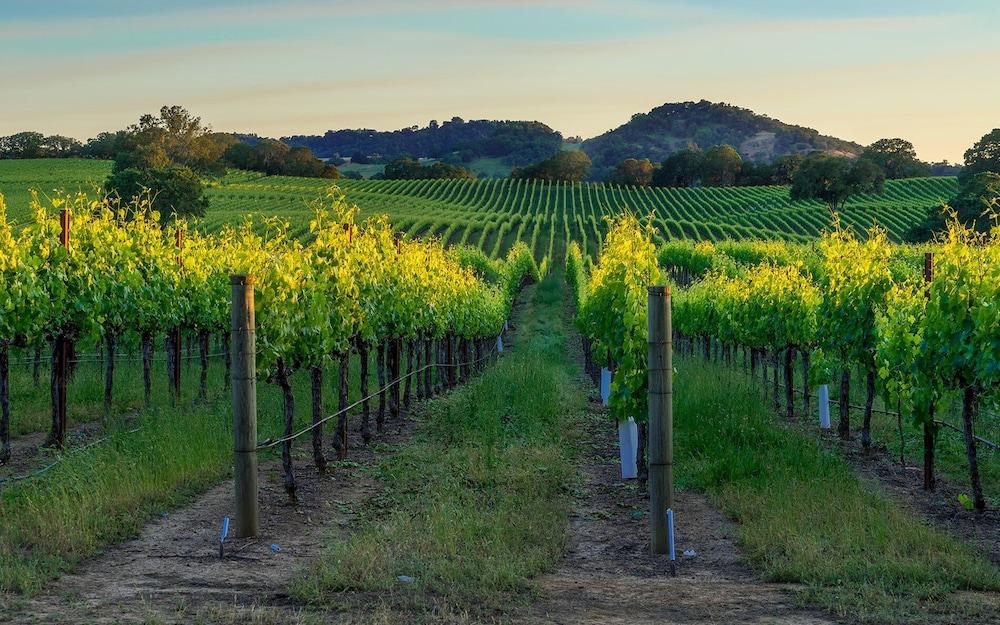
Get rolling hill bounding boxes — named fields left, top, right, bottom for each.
left=582, top=100, right=864, bottom=179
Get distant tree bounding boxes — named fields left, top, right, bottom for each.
left=0, top=132, right=84, bottom=158
left=105, top=166, right=208, bottom=222
left=959, top=129, right=1000, bottom=184
left=283, top=147, right=339, bottom=178
left=511, top=150, right=591, bottom=182
left=256, top=140, right=292, bottom=175
left=908, top=172, right=1000, bottom=241
left=350, top=151, right=371, bottom=164
left=384, top=156, right=472, bottom=180
left=652, top=148, right=703, bottom=187
left=771, top=154, right=805, bottom=185
left=39, top=135, right=82, bottom=157
left=82, top=131, right=128, bottom=160
left=0, top=132, right=46, bottom=159
left=106, top=106, right=235, bottom=176
left=929, top=160, right=962, bottom=177
left=609, top=158, right=654, bottom=186
left=223, top=141, right=258, bottom=170
left=950, top=172, right=1000, bottom=228
left=791, top=153, right=884, bottom=210
left=384, top=157, right=424, bottom=179
left=700, top=144, right=742, bottom=186
left=860, top=138, right=930, bottom=179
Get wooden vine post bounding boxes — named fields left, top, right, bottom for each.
left=52, top=208, right=71, bottom=448
left=922, top=252, right=935, bottom=491
left=172, top=227, right=183, bottom=404
left=647, top=285, right=673, bottom=555
left=231, top=275, right=259, bottom=537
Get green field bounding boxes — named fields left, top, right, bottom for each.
left=0, top=159, right=956, bottom=261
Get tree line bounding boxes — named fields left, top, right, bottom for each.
left=0, top=106, right=340, bottom=223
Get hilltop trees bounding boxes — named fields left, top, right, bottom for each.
left=511, top=150, right=591, bottom=182
left=860, top=138, right=930, bottom=180
left=285, top=119, right=563, bottom=166
left=791, top=152, right=884, bottom=209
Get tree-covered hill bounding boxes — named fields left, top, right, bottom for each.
left=283, top=118, right=563, bottom=166
left=582, top=100, right=864, bottom=179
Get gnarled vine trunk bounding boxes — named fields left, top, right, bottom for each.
left=838, top=369, right=851, bottom=440
left=310, top=366, right=326, bottom=472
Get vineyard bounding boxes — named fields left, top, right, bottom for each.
left=569, top=216, right=999, bottom=510
left=0, top=160, right=957, bottom=261
left=1, top=159, right=998, bottom=623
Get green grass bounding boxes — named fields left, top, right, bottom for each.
left=674, top=356, right=1000, bottom=623
left=725, top=351, right=1000, bottom=507
left=0, top=339, right=431, bottom=594
left=0, top=402, right=232, bottom=593
left=292, top=272, right=580, bottom=614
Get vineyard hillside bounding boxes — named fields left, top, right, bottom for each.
left=0, top=159, right=956, bottom=260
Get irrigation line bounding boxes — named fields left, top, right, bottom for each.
left=0, top=426, right=143, bottom=487
left=256, top=342, right=500, bottom=450
left=7, top=350, right=232, bottom=366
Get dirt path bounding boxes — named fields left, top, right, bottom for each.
left=516, top=395, right=834, bottom=625
left=6, top=416, right=419, bottom=625
left=514, top=293, right=835, bottom=625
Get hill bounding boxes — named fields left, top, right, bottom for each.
left=582, top=100, right=864, bottom=179
left=283, top=118, right=563, bottom=167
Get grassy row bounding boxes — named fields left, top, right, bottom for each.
left=0, top=342, right=442, bottom=594
left=293, top=273, right=580, bottom=616
left=673, top=356, right=1000, bottom=622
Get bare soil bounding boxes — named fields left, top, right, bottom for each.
left=515, top=395, right=835, bottom=625
left=5, top=415, right=419, bottom=625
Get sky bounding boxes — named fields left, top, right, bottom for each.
left=1, top=0, right=997, bottom=163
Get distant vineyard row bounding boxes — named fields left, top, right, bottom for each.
left=0, top=159, right=956, bottom=260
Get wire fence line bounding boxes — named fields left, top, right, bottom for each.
left=726, top=353, right=1000, bottom=452
left=0, top=336, right=504, bottom=485
left=256, top=342, right=500, bottom=450
left=0, top=426, right=143, bottom=488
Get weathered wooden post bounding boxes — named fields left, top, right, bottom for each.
left=231, top=275, right=259, bottom=537
left=648, top=285, right=673, bottom=555
left=53, top=208, right=71, bottom=448
left=172, top=228, right=183, bottom=404
left=923, top=252, right=936, bottom=491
